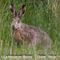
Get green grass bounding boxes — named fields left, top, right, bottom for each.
left=0, top=0, right=60, bottom=56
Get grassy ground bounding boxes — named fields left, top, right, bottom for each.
left=0, top=0, right=60, bottom=56
left=1, top=56, right=60, bottom=60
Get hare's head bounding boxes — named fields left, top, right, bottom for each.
left=10, top=4, right=26, bottom=22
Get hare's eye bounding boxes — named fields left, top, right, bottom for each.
left=12, top=25, right=15, bottom=30
left=12, top=25, right=17, bottom=30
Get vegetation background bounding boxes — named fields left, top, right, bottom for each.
left=0, top=0, right=60, bottom=56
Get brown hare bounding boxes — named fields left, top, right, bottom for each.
left=10, top=4, right=51, bottom=50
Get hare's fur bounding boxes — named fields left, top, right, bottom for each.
left=10, top=4, right=51, bottom=49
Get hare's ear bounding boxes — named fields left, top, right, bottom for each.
left=18, top=4, right=26, bottom=18
left=10, top=4, right=17, bottom=17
